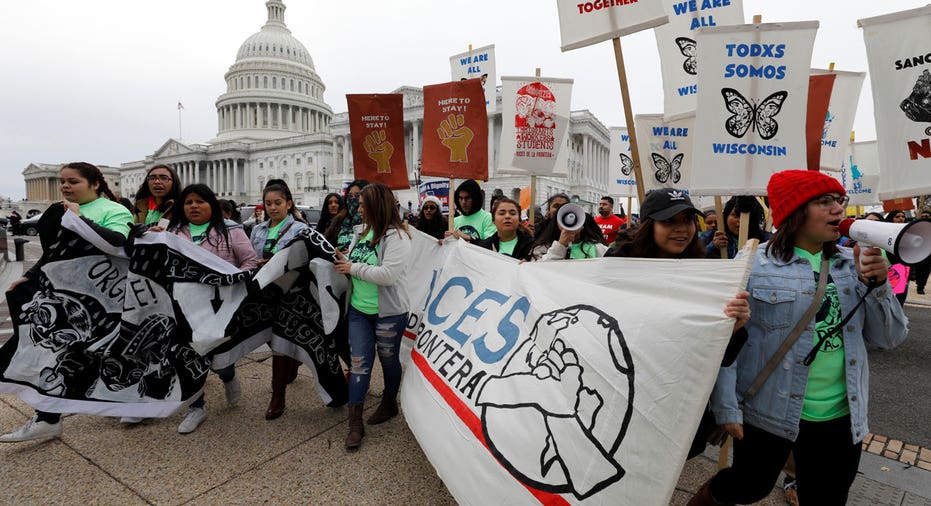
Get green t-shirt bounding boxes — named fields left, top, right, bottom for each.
left=337, top=227, right=355, bottom=252
left=454, top=209, right=496, bottom=241
left=794, top=248, right=850, bottom=422
left=189, top=222, right=210, bottom=245
left=263, top=220, right=287, bottom=257
left=569, top=242, right=598, bottom=259
left=498, top=236, right=518, bottom=256
left=79, top=198, right=133, bottom=238
left=349, top=230, right=379, bottom=315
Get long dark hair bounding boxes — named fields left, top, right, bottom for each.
left=620, top=216, right=705, bottom=258
left=723, top=196, right=767, bottom=240
left=134, top=164, right=181, bottom=207
left=491, top=197, right=531, bottom=237
left=360, top=183, right=410, bottom=247
left=316, top=192, right=344, bottom=232
left=263, top=182, right=304, bottom=223
left=530, top=212, right=604, bottom=255
left=61, top=162, right=119, bottom=202
left=415, top=200, right=447, bottom=240
left=168, top=184, right=230, bottom=250
left=766, top=205, right=839, bottom=263
left=884, top=210, right=906, bottom=222
left=325, top=179, right=369, bottom=243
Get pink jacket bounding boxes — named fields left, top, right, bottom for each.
left=172, top=222, right=259, bottom=270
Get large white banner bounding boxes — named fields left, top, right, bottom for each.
left=691, top=22, right=818, bottom=196
left=608, top=127, right=638, bottom=198
left=860, top=6, right=931, bottom=199
left=654, top=0, right=744, bottom=120
left=498, top=76, right=573, bottom=176
left=556, top=0, right=669, bottom=51
left=635, top=113, right=696, bottom=195
left=831, top=140, right=881, bottom=207
left=450, top=44, right=498, bottom=114
left=401, top=237, right=753, bottom=505
left=812, top=69, right=866, bottom=172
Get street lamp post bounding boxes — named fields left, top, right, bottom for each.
left=321, top=166, right=328, bottom=191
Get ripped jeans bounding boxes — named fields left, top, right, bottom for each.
left=347, top=306, right=408, bottom=405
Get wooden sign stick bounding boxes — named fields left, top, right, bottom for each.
left=612, top=37, right=646, bottom=203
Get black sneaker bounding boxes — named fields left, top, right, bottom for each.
left=918, top=288, right=926, bottom=295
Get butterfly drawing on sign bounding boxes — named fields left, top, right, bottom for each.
left=675, top=37, right=697, bottom=75
left=721, top=88, right=788, bottom=140
left=619, top=153, right=633, bottom=176
left=651, top=153, right=683, bottom=184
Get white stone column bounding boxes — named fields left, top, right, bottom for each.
left=412, top=120, right=420, bottom=168
left=487, top=117, right=495, bottom=178
left=331, top=140, right=338, bottom=174
left=343, top=136, right=351, bottom=175
left=227, top=159, right=233, bottom=195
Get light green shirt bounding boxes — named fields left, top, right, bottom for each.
left=454, top=209, right=496, bottom=241
left=189, top=222, right=210, bottom=245
left=349, top=230, right=379, bottom=315
left=794, top=248, right=850, bottom=422
left=498, top=237, right=518, bottom=256
left=263, top=220, right=287, bottom=256
left=79, top=198, right=132, bottom=238
left=145, top=209, right=163, bottom=226
left=569, top=242, right=598, bottom=259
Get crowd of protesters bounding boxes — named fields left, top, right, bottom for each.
left=0, top=165, right=917, bottom=505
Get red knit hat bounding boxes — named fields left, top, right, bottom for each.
left=767, top=170, right=846, bottom=228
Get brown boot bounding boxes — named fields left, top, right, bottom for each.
left=345, top=403, right=365, bottom=451
left=265, top=356, right=291, bottom=420
left=366, top=390, right=398, bottom=425
left=687, top=479, right=732, bottom=506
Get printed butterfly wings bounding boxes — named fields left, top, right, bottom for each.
left=651, top=153, right=683, bottom=184
left=619, top=153, right=633, bottom=176
left=675, top=37, right=697, bottom=76
left=721, top=88, right=788, bottom=140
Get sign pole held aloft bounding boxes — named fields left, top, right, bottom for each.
left=715, top=197, right=727, bottom=259
left=448, top=177, right=456, bottom=232
left=612, top=38, right=646, bottom=203
left=527, top=68, right=541, bottom=228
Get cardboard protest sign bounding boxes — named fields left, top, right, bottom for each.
left=806, top=74, right=837, bottom=171
left=421, top=79, right=489, bottom=181
left=608, top=127, right=638, bottom=198
left=634, top=113, right=696, bottom=194
left=450, top=44, right=497, bottom=114
left=812, top=69, right=866, bottom=172
left=498, top=76, right=573, bottom=176
left=556, top=0, right=669, bottom=51
left=419, top=180, right=451, bottom=214
left=346, top=94, right=409, bottom=190
left=691, top=21, right=818, bottom=196
left=400, top=236, right=754, bottom=505
left=859, top=6, right=931, bottom=199
left=654, top=0, right=745, bottom=120
left=831, top=140, right=880, bottom=206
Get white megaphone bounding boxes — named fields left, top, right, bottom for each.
left=839, top=218, right=931, bottom=265
left=556, top=203, right=586, bottom=232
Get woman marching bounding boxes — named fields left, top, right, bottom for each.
left=315, top=192, right=344, bottom=234
left=141, top=184, right=258, bottom=433
left=325, top=179, right=368, bottom=254
left=415, top=196, right=448, bottom=242
left=1, top=162, right=133, bottom=442
left=249, top=180, right=309, bottom=420
left=692, top=170, right=908, bottom=506
left=476, top=197, right=534, bottom=260
left=701, top=196, right=769, bottom=259
left=531, top=212, right=607, bottom=261
left=333, top=183, right=411, bottom=451
left=132, top=164, right=181, bottom=226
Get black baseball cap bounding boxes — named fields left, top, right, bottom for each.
left=639, top=189, right=703, bottom=221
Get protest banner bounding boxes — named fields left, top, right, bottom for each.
left=634, top=113, right=696, bottom=194
left=654, top=0, right=745, bottom=120
left=421, top=79, right=489, bottom=181
left=691, top=21, right=819, bottom=195
left=812, top=68, right=866, bottom=172
left=806, top=73, right=836, bottom=171
left=498, top=76, right=573, bottom=177
left=832, top=140, right=880, bottom=207
left=556, top=0, right=668, bottom=52
left=450, top=44, right=497, bottom=114
left=346, top=94, right=409, bottom=190
left=859, top=6, right=931, bottom=199
left=608, top=127, right=638, bottom=199
left=400, top=234, right=754, bottom=505
left=419, top=180, right=451, bottom=214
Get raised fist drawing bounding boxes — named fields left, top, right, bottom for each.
left=363, top=130, right=394, bottom=173
left=437, top=114, right=474, bottom=163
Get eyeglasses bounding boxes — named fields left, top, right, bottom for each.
left=422, top=206, right=438, bottom=211
left=812, top=194, right=849, bottom=209
left=147, top=175, right=172, bottom=182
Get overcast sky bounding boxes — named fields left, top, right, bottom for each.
left=1, top=0, right=925, bottom=200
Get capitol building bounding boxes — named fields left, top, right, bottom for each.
left=23, top=0, right=615, bottom=214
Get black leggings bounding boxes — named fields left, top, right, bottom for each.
left=709, top=415, right=860, bottom=505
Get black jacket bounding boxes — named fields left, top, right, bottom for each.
left=476, top=231, right=534, bottom=261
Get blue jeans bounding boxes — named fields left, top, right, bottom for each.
left=347, top=306, right=407, bottom=405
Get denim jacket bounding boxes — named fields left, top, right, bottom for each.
left=711, top=244, right=908, bottom=443
left=248, top=215, right=308, bottom=258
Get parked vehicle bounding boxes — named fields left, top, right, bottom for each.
left=20, top=213, right=42, bottom=236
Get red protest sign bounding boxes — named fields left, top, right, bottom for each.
left=421, top=79, right=489, bottom=180
left=346, top=94, right=410, bottom=189
left=806, top=73, right=836, bottom=170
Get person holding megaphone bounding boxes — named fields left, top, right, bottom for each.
left=693, top=170, right=909, bottom=506
left=531, top=203, right=607, bottom=261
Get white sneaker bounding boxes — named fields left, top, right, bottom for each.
left=120, top=417, right=144, bottom=425
left=0, top=415, right=63, bottom=442
left=224, top=377, right=242, bottom=407
left=178, top=407, right=206, bottom=434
